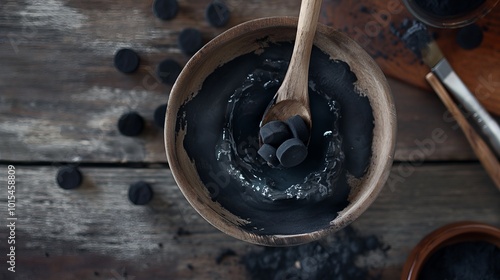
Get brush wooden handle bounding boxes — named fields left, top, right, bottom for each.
left=426, top=73, right=500, bottom=191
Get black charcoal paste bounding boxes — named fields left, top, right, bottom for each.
left=176, top=42, right=374, bottom=235
left=419, top=241, right=500, bottom=280
left=414, top=0, right=486, bottom=17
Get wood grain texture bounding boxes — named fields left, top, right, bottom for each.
left=426, top=72, right=500, bottom=191
left=0, top=0, right=481, bottom=164
left=0, top=1, right=498, bottom=279
left=0, top=165, right=498, bottom=279
left=321, top=0, right=500, bottom=115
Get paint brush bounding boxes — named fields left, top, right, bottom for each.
left=401, top=21, right=500, bottom=157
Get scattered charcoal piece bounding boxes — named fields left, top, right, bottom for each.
left=359, top=5, right=370, bottom=14
left=259, top=120, right=291, bottom=146
left=56, top=166, right=83, bottom=189
left=456, top=24, right=483, bottom=50
left=154, top=103, right=168, bottom=128
left=178, top=28, right=203, bottom=55
left=177, top=227, right=191, bottom=236
left=286, top=115, right=309, bottom=144
left=114, top=48, right=140, bottom=74
left=117, top=112, right=144, bottom=136
left=156, top=58, right=182, bottom=85
left=205, top=1, right=230, bottom=27
left=152, top=0, right=178, bottom=20
left=257, top=144, right=280, bottom=167
left=276, top=138, right=308, bottom=168
left=215, top=249, right=237, bottom=264
left=128, top=181, right=153, bottom=205
left=187, top=264, right=194, bottom=270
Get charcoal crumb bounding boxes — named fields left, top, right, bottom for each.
left=242, top=226, right=387, bottom=280
left=216, top=249, right=237, bottom=264
left=176, top=227, right=191, bottom=236
left=391, top=19, right=432, bottom=59
left=94, top=271, right=99, bottom=276
left=187, top=264, right=194, bottom=270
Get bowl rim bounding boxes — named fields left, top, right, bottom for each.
left=165, top=16, right=397, bottom=246
left=400, top=221, right=500, bottom=280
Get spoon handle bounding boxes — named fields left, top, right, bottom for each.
left=277, top=0, right=322, bottom=104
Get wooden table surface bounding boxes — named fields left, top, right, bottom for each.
left=0, top=0, right=499, bottom=279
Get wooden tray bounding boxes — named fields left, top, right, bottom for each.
left=320, top=0, right=500, bottom=115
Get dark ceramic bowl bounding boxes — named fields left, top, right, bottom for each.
left=401, top=221, right=500, bottom=280
left=165, top=17, right=396, bottom=246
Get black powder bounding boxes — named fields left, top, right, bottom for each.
left=456, top=23, right=484, bottom=50
left=419, top=241, right=500, bottom=280
left=390, top=19, right=432, bottom=59
left=242, top=226, right=388, bottom=280
left=414, top=0, right=486, bottom=17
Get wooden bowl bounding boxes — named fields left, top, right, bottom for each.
left=401, top=221, right=500, bottom=280
left=165, top=17, right=396, bottom=246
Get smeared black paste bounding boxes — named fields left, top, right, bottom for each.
left=176, top=42, right=374, bottom=235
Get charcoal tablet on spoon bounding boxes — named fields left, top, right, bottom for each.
left=258, top=144, right=280, bottom=167
left=153, top=0, right=178, bottom=20
left=156, top=59, right=182, bottom=85
left=178, top=28, right=203, bottom=55
left=276, top=138, right=308, bottom=168
left=259, top=120, right=291, bottom=146
left=114, top=48, right=140, bottom=74
left=56, top=166, right=83, bottom=190
left=286, top=115, right=309, bottom=144
left=128, top=181, right=153, bottom=205
left=205, top=1, right=230, bottom=27
left=118, top=112, right=144, bottom=136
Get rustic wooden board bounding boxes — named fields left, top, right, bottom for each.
left=1, top=1, right=499, bottom=280
left=0, top=75, right=477, bottom=163
left=0, top=164, right=498, bottom=279
left=0, top=0, right=481, bottom=164
left=321, top=0, right=500, bottom=115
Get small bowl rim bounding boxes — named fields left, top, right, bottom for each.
left=402, top=0, right=499, bottom=28
left=165, top=16, right=397, bottom=246
left=401, top=221, right=500, bottom=280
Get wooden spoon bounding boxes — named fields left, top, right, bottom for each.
left=260, top=0, right=322, bottom=138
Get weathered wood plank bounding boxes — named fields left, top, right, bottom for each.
left=321, top=0, right=500, bottom=115
left=0, top=164, right=498, bottom=279
left=0, top=0, right=478, bottom=163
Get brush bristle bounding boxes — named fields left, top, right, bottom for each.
left=421, top=41, right=444, bottom=68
